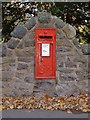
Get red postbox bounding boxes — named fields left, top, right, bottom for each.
left=35, top=28, right=56, bottom=79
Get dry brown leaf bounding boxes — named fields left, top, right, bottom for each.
left=0, top=105, right=2, bottom=112
left=10, top=105, right=14, bottom=109
left=2, top=93, right=90, bottom=113
left=67, top=110, right=72, bottom=113
left=82, top=109, right=88, bottom=112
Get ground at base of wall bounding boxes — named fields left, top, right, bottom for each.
left=1, top=93, right=90, bottom=113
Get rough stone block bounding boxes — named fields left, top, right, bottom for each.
left=7, top=48, right=15, bottom=58
left=34, top=81, right=56, bottom=97
left=55, top=82, right=80, bottom=96
left=82, top=44, right=90, bottom=55
left=57, top=38, right=73, bottom=48
left=56, top=53, right=66, bottom=61
left=16, top=71, right=25, bottom=79
left=24, top=73, right=34, bottom=83
left=15, top=48, right=34, bottom=57
left=1, top=57, right=8, bottom=64
left=24, top=40, right=34, bottom=47
left=63, top=24, right=76, bottom=39
left=10, top=81, right=34, bottom=96
left=59, top=69, right=73, bottom=74
left=17, top=63, right=28, bottom=70
left=56, top=46, right=71, bottom=52
left=6, top=58, right=16, bottom=68
left=2, top=88, right=14, bottom=96
left=79, top=62, right=88, bottom=69
left=2, top=71, right=14, bottom=82
left=11, top=24, right=27, bottom=39
left=18, top=57, right=31, bottom=63
left=55, top=19, right=65, bottom=28
left=23, top=32, right=35, bottom=47
left=59, top=72, right=77, bottom=81
left=24, top=17, right=36, bottom=30
left=76, top=71, right=88, bottom=80
left=56, top=29, right=66, bottom=39
left=73, top=38, right=81, bottom=49
left=73, top=57, right=86, bottom=63
left=65, top=61, right=77, bottom=68
left=60, top=73, right=68, bottom=81
left=7, top=38, right=20, bottom=49
left=67, top=75, right=76, bottom=81
left=0, top=44, right=7, bottom=57
left=17, top=41, right=24, bottom=49
left=38, top=12, right=51, bottom=23
left=2, top=62, right=12, bottom=71
left=75, top=80, right=88, bottom=91
left=57, top=62, right=64, bottom=70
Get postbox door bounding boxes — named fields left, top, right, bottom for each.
left=39, top=43, right=53, bottom=77
left=35, top=28, right=56, bottom=79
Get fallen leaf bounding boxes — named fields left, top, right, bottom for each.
left=67, top=110, right=72, bottom=113
left=0, top=105, right=2, bottom=112
left=10, top=105, right=14, bottom=109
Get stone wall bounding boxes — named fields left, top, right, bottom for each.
left=0, top=12, right=88, bottom=97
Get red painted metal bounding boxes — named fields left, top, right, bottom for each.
left=35, top=28, right=56, bottom=79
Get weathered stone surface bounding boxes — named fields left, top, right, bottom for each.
left=79, top=62, right=88, bottom=69
left=18, top=57, right=31, bottom=62
left=24, top=40, right=34, bottom=47
left=2, top=88, right=14, bottom=96
left=17, top=63, right=28, bottom=70
left=56, top=54, right=66, bottom=62
left=24, top=17, right=36, bottom=30
left=73, top=57, right=86, bottom=63
left=82, top=44, right=90, bottom=55
left=65, top=61, right=77, bottom=68
left=15, top=48, right=34, bottom=57
left=55, top=19, right=65, bottom=28
left=7, top=48, right=15, bottom=57
left=57, top=62, right=64, bottom=68
left=8, top=58, right=16, bottom=67
left=57, top=29, right=66, bottom=39
left=23, top=31, right=35, bottom=47
left=75, top=80, right=88, bottom=91
left=16, top=71, right=25, bottom=79
left=59, top=69, right=73, bottom=74
left=33, top=91, right=45, bottom=97
left=2, top=71, right=14, bottom=82
left=36, top=23, right=55, bottom=28
left=11, top=24, right=27, bottom=39
left=0, top=44, right=7, bottom=57
left=9, top=80, right=34, bottom=96
left=38, top=12, right=51, bottom=23
left=24, top=73, right=34, bottom=83
left=17, top=41, right=24, bottom=49
left=34, top=81, right=56, bottom=96
left=7, top=38, right=20, bottom=49
left=73, top=38, right=81, bottom=49
left=56, top=46, right=71, bottom=52
left=63, top=24, right=76, bottom=39
left=56, top=82, right=80, bottom=96
left=76, top=70, right=88, bottom=80
left=56, top=38, right=73, bottom=48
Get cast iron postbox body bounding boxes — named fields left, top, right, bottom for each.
left=35, top=28, right=56, bottom=79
